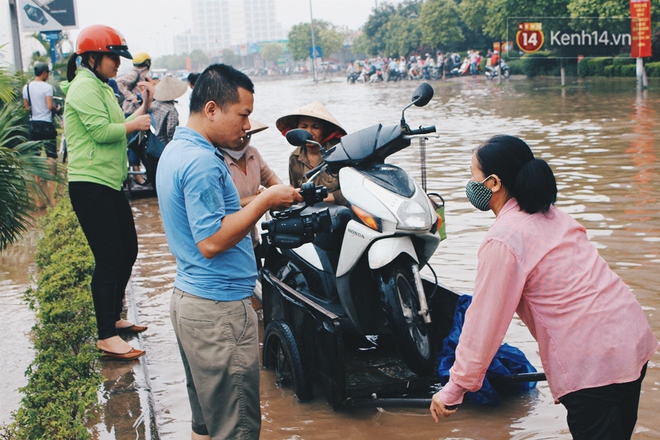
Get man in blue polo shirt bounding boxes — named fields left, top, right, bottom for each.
left=156, top=64, right=302, bottom=440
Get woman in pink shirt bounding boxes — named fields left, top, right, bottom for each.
left=430, top=135, right=658, bottom=439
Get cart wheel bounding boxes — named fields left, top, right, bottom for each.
left=263, top=320, right=313, bottom=402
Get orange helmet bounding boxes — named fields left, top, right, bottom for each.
left=76, top=24, right=132, bottom=59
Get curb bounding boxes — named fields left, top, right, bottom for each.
left=95, top=278, right=159, bottom=439
left=124, top=278, right=160, bottom=439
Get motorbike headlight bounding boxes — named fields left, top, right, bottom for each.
left=363, top=179, right=432, bottom=231
left=396, top=200, right=431, bottom=229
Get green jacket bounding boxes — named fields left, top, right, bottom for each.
left=62, top=68, right=133, bottom=191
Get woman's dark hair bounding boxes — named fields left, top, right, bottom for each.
left=189, top=64, right=254, bottom=114
left=66, top=52, right=105, bottom=82
left=475, top=135, right=557, bottom=214
left=66, top=53, right=78, bottom=81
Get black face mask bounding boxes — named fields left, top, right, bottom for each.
left=465, top=175, right=494, bottom=211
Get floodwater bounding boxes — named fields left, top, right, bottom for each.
left=2, top=75, right=659, bottom=439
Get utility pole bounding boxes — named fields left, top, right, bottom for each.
left=309, top=0, right=317, bottom=83
left=8, top=0, right=24, bottom=71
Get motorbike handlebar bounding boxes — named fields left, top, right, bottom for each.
left=407, top=125, right=436, bottom=136
left=305, top=162, right=328, bottom=181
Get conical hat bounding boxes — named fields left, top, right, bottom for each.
left=153, top=77, right=188, bottom=101
left=247, top=118, right=268, bottom=135
left=275, top=101, right=346, bottom=136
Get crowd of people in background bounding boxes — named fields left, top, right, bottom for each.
left=346, top=48, right=504, bottom=83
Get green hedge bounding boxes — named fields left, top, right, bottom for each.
left=520, top=51, right=560, bottom=77
left=505, top=52, right=650, bottom=78
left=645, top=62, right=660, bottom=77
left=1, top=198, right=101, bottom=439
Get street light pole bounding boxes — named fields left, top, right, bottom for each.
left=309, top=0, right=317, bottom=83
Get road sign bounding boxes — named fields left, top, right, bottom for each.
left=19, top=0, right=78, bottom=32
left=309, top=45, right=322, bottom=59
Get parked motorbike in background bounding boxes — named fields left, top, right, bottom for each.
left=261, top=83, right=445, bottom=377
left=347, top=71, right=360, bottom=83
left=387, top=69, right=403, bottom=82
left=485, top=59, right=511, bottom=79
left=427, top=66, right=442, bottom=80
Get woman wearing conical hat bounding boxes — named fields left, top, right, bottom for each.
left=276, top=101, right=347, bottom=205
left=220, top=118, right=282, bottom=247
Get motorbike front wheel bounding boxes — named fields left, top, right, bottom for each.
left=378, top=260, right=435, bottom=376
left=502, top=67, right=511, bottom=78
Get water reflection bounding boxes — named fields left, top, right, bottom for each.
left=0, top=231, right=38, bottom=426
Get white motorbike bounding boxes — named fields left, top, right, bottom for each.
left=261, top=83, right=445, bottom=376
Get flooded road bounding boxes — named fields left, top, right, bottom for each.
left=2, top=75, right=659, bottom=439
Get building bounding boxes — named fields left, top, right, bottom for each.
left=176, top=0, right=286, bottom=57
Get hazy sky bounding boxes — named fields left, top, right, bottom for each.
left=68, top=0, right=396, bottom=59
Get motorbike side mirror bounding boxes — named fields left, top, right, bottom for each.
left=412, top=82, right=434, bottom=107
left=401, top=82, right=434, bottom=132
left=286, top=129, right=314, bottom=147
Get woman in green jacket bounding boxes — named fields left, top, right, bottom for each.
left=63, top=25, right=153, bottom=360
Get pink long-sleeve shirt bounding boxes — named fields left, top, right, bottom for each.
left=440, top=199, right=658, bottom=405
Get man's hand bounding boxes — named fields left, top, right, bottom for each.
left=262, top=184, right=303, bottom=211
left=430, top=392, right=458, bottom=422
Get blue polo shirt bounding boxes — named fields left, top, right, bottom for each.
left=156, top=126, right=256, bottom=301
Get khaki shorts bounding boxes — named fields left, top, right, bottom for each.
left=171, top=288, right=261, bottom=439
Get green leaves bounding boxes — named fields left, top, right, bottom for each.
left=0, top=60, right=63, bottom=252
left=9, top=199, right=101, bottom=439
left=420, top=0, right=464, bottom=49
left=287, top=19, right=348, bottom=61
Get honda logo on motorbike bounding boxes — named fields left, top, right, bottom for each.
left=517, top=22, right=545, bottom=53
left=347, top=228, right=365, bottom=239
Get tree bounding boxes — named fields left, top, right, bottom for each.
left=260, top=42, right=283, bottom=66
left=383, top=14, right=423, bottom=57
left=360, top=3, right=397, bottom=56
left=356, top=0, right=425, bottom=57
left=460, top=0, right=571, bottom=40
left=0, top=64, right=54, bottom=251
left=287, top=19, right=345, bottom=61
left=221, top=48, right=237, bottom=66
left=190, top=49, right=210, bottom=71
left=419, top=0, right=464, bottom=51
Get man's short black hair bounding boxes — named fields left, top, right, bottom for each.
left=189, top=64, right=254, bottom=114
left=34, top=62, right=49, bottom=76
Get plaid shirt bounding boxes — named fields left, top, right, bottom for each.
left=116, top=66, right=149, bottom=115
left=150, top=100, right=179, bottom=146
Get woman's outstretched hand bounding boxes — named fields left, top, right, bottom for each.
left=430, top=392, right=458, bottom=422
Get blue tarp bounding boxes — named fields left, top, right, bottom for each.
left=437, top=294, right=538, bottom=406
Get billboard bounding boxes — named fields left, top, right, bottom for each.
left=507, top=17, right=635, bottom=58
left=19, top=0, right=77, bottom=32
